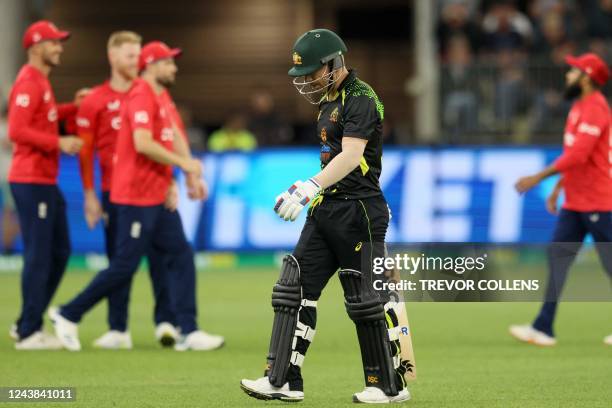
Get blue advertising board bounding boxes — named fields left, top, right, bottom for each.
left=5, top=147, right=564, bottom=253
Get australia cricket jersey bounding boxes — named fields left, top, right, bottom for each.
left=7, top=64, right=77, bottom=184
left=316, top=70, right=384, bottom=200
left=111, top=78, right=173, bottom=206
left=553, top=90, right=611, bottom=211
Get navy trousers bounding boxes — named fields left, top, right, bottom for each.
left=101, top=193, right=175, bottom=331
left=533, top=209, right=612, bottom=336
left=61, top=204, right=198, bottom=334
left=11, top=183, right=71, bottom=339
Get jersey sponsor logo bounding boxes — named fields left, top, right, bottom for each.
left=15, top=93, right=30, bottom=108
left=320, top=127, right=327, bottom=143
left=47, top=107, right=58, bottom=122
left=107, top=100, right=121, bottom=111
left=292, top=51, right=302, bottom=65
left=563, top=132, right=575, bottom=146
left=329, top=107, right=339, bottom=123
left=134, top=111, right=149, bottom=124
left=161, top=127, right=174, bottom=141
left=577, top=122, right=602, bottom=137
left=43, top=91, right=51, bottom=103
left=76, top=117, right=90, bottom=128
left=320, top=144, right=331, bottom=164
left=160, top=108, right=167, bottom=118
left=111, top=116, right=121, bottom=130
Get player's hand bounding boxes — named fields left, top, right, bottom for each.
left=180, top=158, right=202, bottom=177
left=83, top=190, right=102, bottom=229
left=274, top=178, right=321, bottom=222
left=164, top=181, right=179, bottom=211
left=546, top=189, right=560, bottom=215
left=74, top=88, right=91, bottom=106
left=59, top=136, right=83, bottom=155
left=186, top=173, right=208, bottom=201
left=515, top=175, right=540, bottom=194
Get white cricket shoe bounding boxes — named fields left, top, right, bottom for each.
left=604, top=334, right=612, bottom=346
left=15, top=331, right=63, bottom=350
left=353, top=386, right=411, bottom=403
left=155, top=322, right=179, bottom=347
left=509, top=324, right=557, bottom=346
left=174, top=330, right=224, bottom=351
left=9, top=324, right=18, bottom=341
left=240, top=376, right=304, bottom=402
left=93, top=330, right=133, bottom=349
left=48, top=307, right=81, bottom=351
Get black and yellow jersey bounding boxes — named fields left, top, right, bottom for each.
left=316, top=69, right=384, bottom=200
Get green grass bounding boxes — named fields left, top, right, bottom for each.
left=0, top=267, right=611, bottom=407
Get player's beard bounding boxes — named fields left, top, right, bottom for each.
left=563, top=80, right=582, bottom=101
left=157, top=76, right=175, bottom=88
left=42, top=52, right=60, bottom=68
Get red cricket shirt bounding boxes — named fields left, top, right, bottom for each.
left=7, top=64, right=77, bottom=184
left=76, top=81, right=131, bottom=192
left=110, top=78, right=174, bottom=206
left=553, top=91, right=612, bottom=211
left=159, top=90, right=187, bottom=139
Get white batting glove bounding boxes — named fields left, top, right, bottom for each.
left=274, top=178, right=321, bottom=222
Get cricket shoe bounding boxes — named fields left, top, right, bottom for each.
left=353, top=386, right=410, bottom=404
left=509, top=324, right=557, bottom=346
left=174, top=330, right=224, bottom=351
left=48, top=307, right=81, bottom=351
left=155, top=322, right=179, bottom=347
left=93, top=330, right=133, bottom=349
left=240, top=376, right=304, bottom=402
left=604, top=334, right=612, bottom=346
left=15, top=331, right=63, bottom=350
left=9, top=324, right=18, bottom=341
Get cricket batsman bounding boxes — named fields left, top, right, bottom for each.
left=240, top=29, right=410, bottom=403
left=49, top=41, right=224, bottom=352
left=8, top=20, right=85, bottom=350
left=76, top=32, right=180, bottom=349
left=510, top=53, right=611, bottom=346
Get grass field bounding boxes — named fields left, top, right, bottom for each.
left=0, top=267, right=611, bottom=407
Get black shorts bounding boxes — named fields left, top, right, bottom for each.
left=292, top=195, right=389, bottom=300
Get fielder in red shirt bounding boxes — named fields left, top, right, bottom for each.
left=8, top=20, right=86, bottom=350
left=75, top=31, right=180, bottom=349
left=511, top=53, right=612, bottom=346
left=52, top=41, right=223, bottom=351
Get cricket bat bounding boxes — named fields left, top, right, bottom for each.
left=388, top=268, right=417, bottom=382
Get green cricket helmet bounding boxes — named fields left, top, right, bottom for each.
left=289, top=29, right=348, bottom=104
left=288, top=29, right=347, bottom=77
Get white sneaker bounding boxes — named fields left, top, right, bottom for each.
left=15, top=331, right=63, bottom=350
left=155, top=322, right=179, bottom=347
left=9, top=324, right=18, bottom=341
left=240, top=376, right=304, bottom=402
left=48, top=307, right=81, bottom=351
left=509, top=324, right=557, bottom=346
left=174, top=330, right=224, bottom=351
left=353, top=386, right=411, bottom=403
left=93, top=330, right=133, bottom=349
left=604, top=334, right=612, bottom=346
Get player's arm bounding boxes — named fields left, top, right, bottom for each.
left=57, top=88, right=91, bottom=120
left=516, top=108, right=606, bottom=193
left=170, top=121, right=208, bottom=201
left=546, top=177, right=563, bottom=215
left=76, top=96, right=102, bottom=229
left=133, top=129, right=200, bottom=176
left=312, top=137, right=366, bottom=188
left=8, top=81, right=82, bottom=155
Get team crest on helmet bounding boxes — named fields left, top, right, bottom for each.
left=330, top=107, right=339, bottom=123
left=292, top=52, right=302, bottom=65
